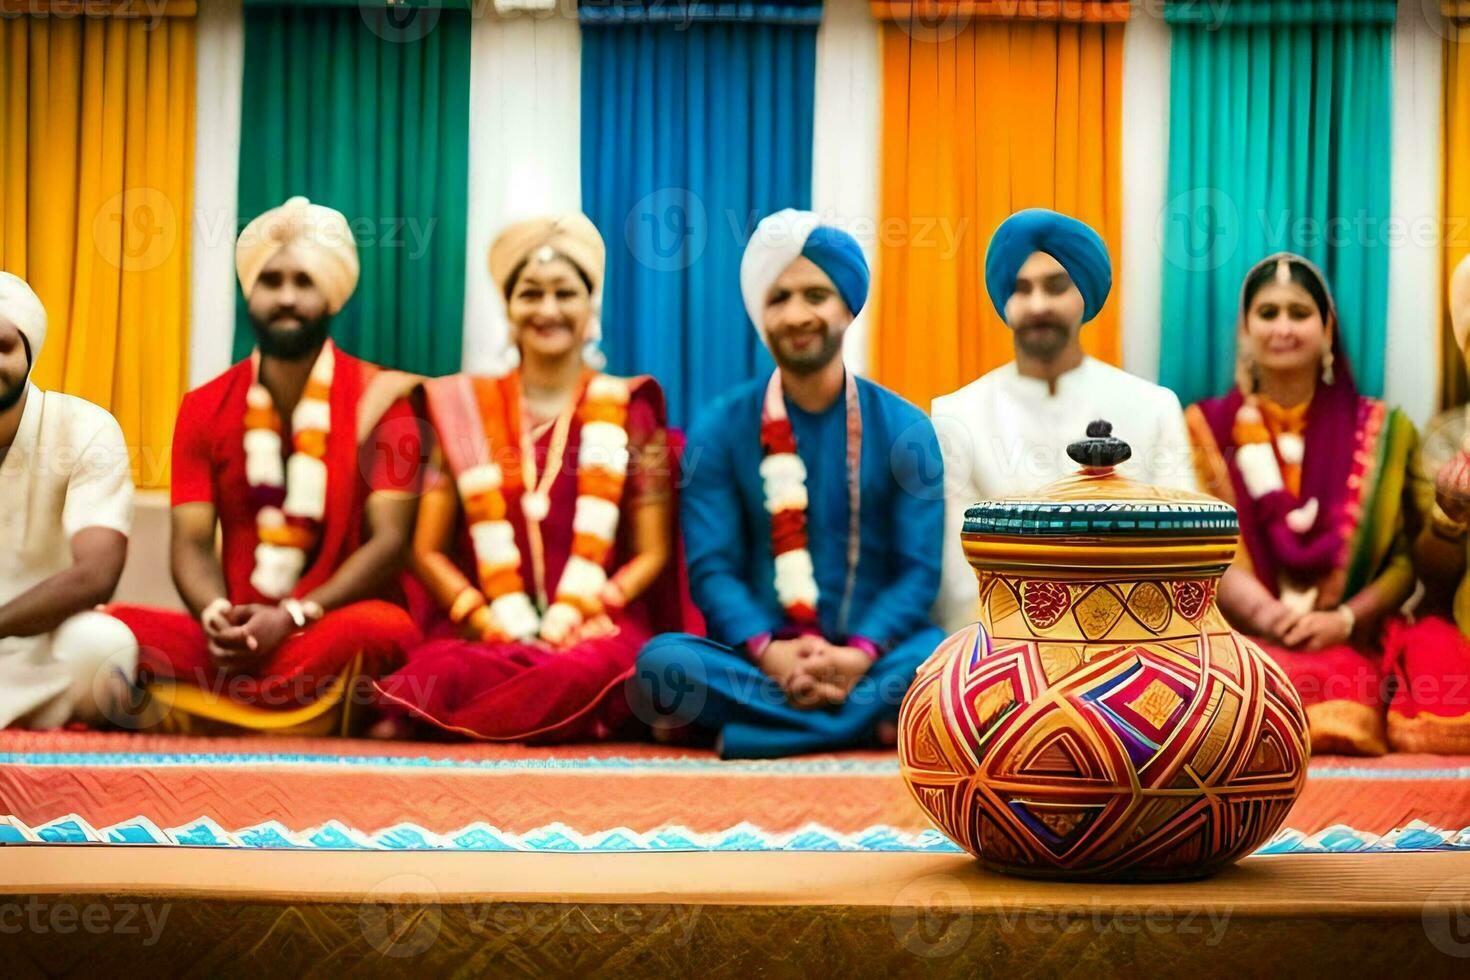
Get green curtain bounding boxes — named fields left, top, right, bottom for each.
left=1158, top=1, right=1394, bottom=406
left=233, top=3, right=470, bottom=375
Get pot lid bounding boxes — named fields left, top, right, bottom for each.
left=962, top=421, right=1238, bottom=573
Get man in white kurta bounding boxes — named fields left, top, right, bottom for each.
left=931, top=210, right=1196, bottom=633
left=0, top=272, right=137, bottom=728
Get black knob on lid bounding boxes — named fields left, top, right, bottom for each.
left=1067, top=419, right=1132, bottom=469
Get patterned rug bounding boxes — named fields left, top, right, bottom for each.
left=2, top=732, right=1469, bottom=854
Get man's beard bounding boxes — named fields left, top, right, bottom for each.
left=1013, top=319, right=1073, bottom=362
left=769, top=327, right=844, bottom=377
left=0, top=373, right=25, bottom=414
left=251, top=310, right=332, bottom=360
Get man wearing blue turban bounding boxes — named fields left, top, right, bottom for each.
left=930, top=209, right=1198, bottom=633
left=634, top=209, right=946, bottom=759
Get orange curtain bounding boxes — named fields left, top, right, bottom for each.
left=873, top=10, right=1124, bottom=408
left=1444, top=7, right=1470, bottom=409
left=0, top=3, right=196, bottom=488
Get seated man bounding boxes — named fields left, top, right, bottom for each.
left=109, top=197, right=423, bottom=735
left=635, top=211, right=945, bottom=759
left=931, top=209, right=1197, bottom=633
left=0, top=273, right=137, bottom=729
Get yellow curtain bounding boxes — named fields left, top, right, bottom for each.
left=1444, top=9, right=1470, bottom=409
left=0, top=4, right=196, bottom=488
left=873, top=12, right=1124, bottom=409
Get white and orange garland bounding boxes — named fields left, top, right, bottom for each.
left=457, top=374, right=632, bottom=646
left=244, top=341, right=335, bottom=599
left=758, top=369, right=862, bottom=630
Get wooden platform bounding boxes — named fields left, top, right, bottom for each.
left=3, top=849, right=1469, bottom=976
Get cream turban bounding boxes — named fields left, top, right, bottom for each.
left=488, top=214, right=605, bottom=299
left=0, top=271, right=48, bottom=368
left=236, top=196, right=360, bottom=315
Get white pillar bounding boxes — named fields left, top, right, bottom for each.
left=461, top=8, right=583, bottom=374
left=1385, top=0, right=1444, bottom=428
left=812, top=0, right=881, bottom=376
left=1119, top=6, right=1171, bottom=383
left=189, top=0, right=244, bottom=386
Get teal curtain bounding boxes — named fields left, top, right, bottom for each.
left=1158, top=1, right=1394, bottom=405
left=233, top=4, right=470, bottom=376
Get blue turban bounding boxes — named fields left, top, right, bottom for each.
left=741, top=209, right=870, bottom=332
left=984, top=208, right=1112, bottom=324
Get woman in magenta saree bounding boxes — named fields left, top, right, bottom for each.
left=1185, top=253, right=1422, bottom=756
left=372, top=215, right=689, bottom=742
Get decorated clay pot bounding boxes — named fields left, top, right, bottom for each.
left=898, top=421, right=1309, bottom=881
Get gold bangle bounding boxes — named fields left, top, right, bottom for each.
left=1431, top=504, right=1468, bottom=541
left=449, top=587, right=487, bottom=625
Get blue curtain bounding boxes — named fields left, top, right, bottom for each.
left=580, top=3, right=819, bottom=426
left=1157, top=1, right=1394, bottom=406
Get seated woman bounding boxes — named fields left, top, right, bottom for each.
left=1185, top=252, right=1421, bottom=756
left=371, top=214, right=687, bottom=742
left=1384, top=252, right=1470, bottom=754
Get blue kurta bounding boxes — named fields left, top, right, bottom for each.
left=635, top=372, right=946, bottom=758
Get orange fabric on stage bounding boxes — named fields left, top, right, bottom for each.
left=0, top=6, right=195, bottom=488
left=873, top=16, right=1123, bottom=408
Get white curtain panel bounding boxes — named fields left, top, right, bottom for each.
left=461, top=8, right=583, bottom=374
left=1385, top=0, right=1443, bottom=428
left=812, top=0, right=881, bottom=376
left=1120, top=6, right=1170, bottom=384
left=190, top=0, right=245, bottom=387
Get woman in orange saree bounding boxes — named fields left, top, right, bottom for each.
left=372, top=215, right=689, bottom=742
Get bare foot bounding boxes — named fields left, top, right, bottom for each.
left=366, top=716, right=410, bottom=740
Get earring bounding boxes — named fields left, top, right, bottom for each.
left=1235, top=349, right=1260, bottom=396
left=1321, top=347, right=1335, bottom=387
left=498, top=342, right=521, bottom=373
left=581, top=307, right=607, bottom=372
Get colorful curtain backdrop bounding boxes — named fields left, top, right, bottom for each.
left=1444, top=2, right=1470, bottom=409
left=871, top=0, right=1127, bottom=409
left=0, top=1, right=197, bottom=488
left=579, top=0, right=820, bottom=427
left=1158, top=0, right=1394, bottom=407
left=233, top=0, right=470, bottom=376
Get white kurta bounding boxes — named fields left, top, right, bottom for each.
left=930, top=357, right=1198, bottom=634
left=0, top=385, right=135, bottom=728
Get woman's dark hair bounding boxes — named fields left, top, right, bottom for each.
left=1241, top=256, right=1332, bottom=322
left=503, top=249, right=595, bottom=300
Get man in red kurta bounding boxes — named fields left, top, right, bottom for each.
left=109, top=197, right=423, bottom=735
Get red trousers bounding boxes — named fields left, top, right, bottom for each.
left=109, top=600, right=419, bottom=711
left=1255, top=640, right=1387, bottom=756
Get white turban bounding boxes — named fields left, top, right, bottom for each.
left=236, top=196, right=360, bottom=315
left=0, top=271, right=48, bottom=368
left=739, top=209, right=870, bottom=336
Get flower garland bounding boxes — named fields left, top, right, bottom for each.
left=758, top=369, right=862, bottom=630
left=456, top=373, right=632, bottom=645
left=1232, top=398, right=1324, bottom=614
left=244, top=341, right=334, bottom=599
left=1232, top=401, right=1317, bottom=534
